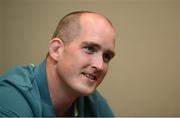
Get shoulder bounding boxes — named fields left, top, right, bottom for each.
left=0, top=64, right=35, bottom=88
left=0, top=64, right=39, bottom=116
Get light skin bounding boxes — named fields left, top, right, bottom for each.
left=46, top=13, right=115, bottom=116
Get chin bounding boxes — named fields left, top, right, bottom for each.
left=82, top=91, right=93, bottom=96
left=76, top=87, right=95, bottom=96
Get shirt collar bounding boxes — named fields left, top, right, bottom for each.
left=34, top=60, right=55, bottom=116
left=34, top=60, right=80, bottom=117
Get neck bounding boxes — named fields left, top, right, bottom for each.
left=45, top=56, right=79, bottom=116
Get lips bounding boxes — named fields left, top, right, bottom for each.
left=81, top=72, right=97, bottom=81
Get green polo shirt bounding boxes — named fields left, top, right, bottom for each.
left=0, top=61, right=114, bottom=117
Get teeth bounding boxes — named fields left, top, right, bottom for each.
left=83, top=73, right=96, bottom=80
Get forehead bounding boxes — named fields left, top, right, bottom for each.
left=79, top=13, right=115, bottom=49
left=80, top=13, right=114, bottom=33
left=71, top=30, right=115, bottom=58
left=65, top=13, right=115, bottom=54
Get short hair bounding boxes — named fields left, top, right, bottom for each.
left=52, top=11, right=113, bottom=43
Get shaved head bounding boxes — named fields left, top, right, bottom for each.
left=52, top=11, right=114, bottom=43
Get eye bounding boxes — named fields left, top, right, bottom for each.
left=103, top=53, right=113, bottom=63
left=83, top=46, right=96, bottom=54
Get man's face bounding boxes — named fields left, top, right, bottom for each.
left=56, top=14, right=115, bottom=96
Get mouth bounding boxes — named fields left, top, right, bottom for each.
left=81, top=72, right=97, bottom=81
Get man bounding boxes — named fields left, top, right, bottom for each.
left=0, top=11, right=116, bottom=117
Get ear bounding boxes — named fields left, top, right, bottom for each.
left=48, top=38, right=64, bottom=61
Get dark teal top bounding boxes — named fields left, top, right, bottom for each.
left=0, top=61, right=114, bottom=117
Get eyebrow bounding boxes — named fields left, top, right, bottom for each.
left=81, top=41, right=115, bottom=57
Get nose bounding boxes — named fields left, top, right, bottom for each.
left=91, top=55, right=104, bottom=71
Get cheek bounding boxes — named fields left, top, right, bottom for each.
left=97, top=69, right=108, bottom=86
left=59, top=50, right=89, bottom=71
left=101, top=65, right=108, bottom=78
